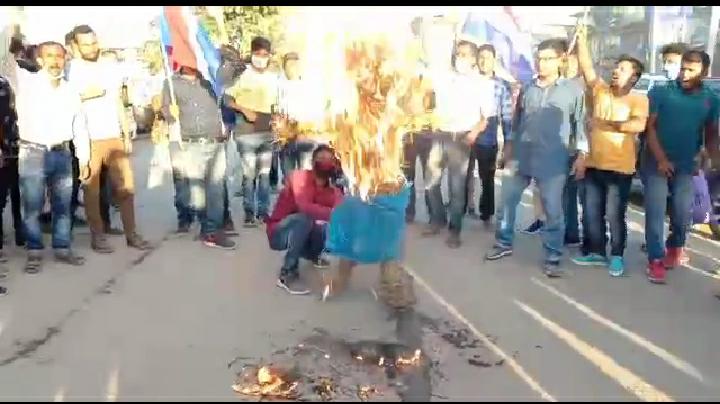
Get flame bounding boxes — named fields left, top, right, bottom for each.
left=395, top=349, right=422, bottom=366
left=232, top=366, right=298, bottom=398
left=277, top=8, right=436, bottom=200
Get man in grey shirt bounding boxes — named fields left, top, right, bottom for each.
left=162, top=65, right=235, bottom=250
left=485, top=39, right=587, bottom=277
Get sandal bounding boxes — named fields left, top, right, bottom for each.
left=24, top=255, right=43, bottom=274
left=54, top=250, right=85, bottom=266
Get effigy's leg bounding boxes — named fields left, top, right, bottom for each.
left=376, top=260, right=416, bottom=311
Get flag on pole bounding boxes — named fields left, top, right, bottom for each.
left=159, top=6, right=222, bottom=96
left=461, top=7, right=535, bottom=83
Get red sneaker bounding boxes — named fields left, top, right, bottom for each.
left=663, top=247, right=688, bottom=269
left=647, top=260, right=667, bottom=284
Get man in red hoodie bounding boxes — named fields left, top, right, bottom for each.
left=266, top=145, right=344, bottom=294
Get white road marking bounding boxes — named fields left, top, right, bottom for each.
left=105, top=368, right=119, bottom=402
left=402, top=265, right=557, bottom=402
left=531, top=277, right=705, bottom=383
left=53, top=387, right=65, bottom=402
left=515, top=300, right=674, bottom=402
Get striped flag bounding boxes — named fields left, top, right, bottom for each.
left=159, top=6, right=222, bottom=97
left=461, top=7, right=535, bottom=83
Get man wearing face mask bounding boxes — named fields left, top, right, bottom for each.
left=13, top=41, right=91, bottom=273
left=266, top=145, right=343, bottom=295
left=423, top=39, right=492, bottom=249
left=224, top=36, right=278, bottom=228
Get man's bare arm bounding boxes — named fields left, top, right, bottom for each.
left=575, top=24, right=599, bottom=87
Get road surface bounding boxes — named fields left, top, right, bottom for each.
left=1, top=139, right=720, bottom=401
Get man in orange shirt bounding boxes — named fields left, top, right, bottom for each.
left=571, top=25, right=648, bottom=277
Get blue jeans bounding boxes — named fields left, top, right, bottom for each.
left=18, top=145, right=74, bottom=250
left=269, top=213, right=326, bottom=272
left=280, top=139, right=316, bottom=181
left=169, top=141, right=226, bottom=235
left=426, top=133, right=472, bottom=233
left=584, top=168, right=632, bottom=257
left=236, top=132, right=273, bottom=217
left=496, top=168, right=567, bottom=261
left=642, top=171, right=693, bottom=261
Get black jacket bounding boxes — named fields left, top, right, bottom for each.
left=0, top=75, right=19, bottom=158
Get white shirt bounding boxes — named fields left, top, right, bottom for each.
left=67, top=59, right=125, bottom=140
left=432, top=68, right=495, bottom=133
left=14, top=67, right=90, bottom=164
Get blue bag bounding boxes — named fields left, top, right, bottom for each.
left=691, top=171, right=712, bottom=225
left=325, top=185, right=411, bottom=264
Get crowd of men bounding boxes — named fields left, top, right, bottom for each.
left=1, top=19, right=719, bottom=299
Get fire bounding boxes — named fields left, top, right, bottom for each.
left=279, top=9, right=432, bottom=200
left=232, top=365, right=298, bottom=398
left=395, top=349, right=422, bottom=366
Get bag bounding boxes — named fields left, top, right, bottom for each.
left=325, top=185, right=410, bottom=264
left=691, top=171, right=712, bottom=224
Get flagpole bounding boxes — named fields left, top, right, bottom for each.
left=158, top=31, right=182, bottom=144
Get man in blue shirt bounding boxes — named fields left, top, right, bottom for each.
left=465, top=44, right=513, bottom=227
left=642, top=50, right=720, bottom=284
left=485, top=39, right=587, bottom=277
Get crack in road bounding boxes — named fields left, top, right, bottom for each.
left=0, top=234, right=169, bottom=367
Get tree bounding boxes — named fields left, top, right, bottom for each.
left=196, top=6, right=285, bottom=55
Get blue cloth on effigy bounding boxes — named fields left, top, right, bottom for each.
left=325, top=185, right=410, bottom=264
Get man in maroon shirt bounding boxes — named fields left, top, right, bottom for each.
left=267, top=145, right=344, bottom=294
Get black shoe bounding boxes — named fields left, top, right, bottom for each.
left=177, top=223, right=191, bottom=234
left=73, top=216, right=88, bottom=227
left=243, top=216, right=258, bottom=228
left=422, top=223, right=443, bottom=237
left=521, top=220, right=544, bottom=235
left=276, top=271, right=310, bottom=295
left=257, top=214, right=269, bottom=224
left=485, top=245, right=513, bottom=261
left=202, top=232, right=236, bottom=250
left=0, top=285, right=7, bottom=296
left=224, top=221, right=239, bottom=236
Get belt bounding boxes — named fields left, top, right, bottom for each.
left=20, top=140, right=71, bottom=152
left=180, top=137, right=224, bottom=144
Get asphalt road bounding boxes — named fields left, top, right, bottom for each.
left=1, top=139, right=720, bottom=401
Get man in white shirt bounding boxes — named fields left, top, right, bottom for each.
left=423, top=40, right=491, bottom=248
left=14, top=41, right=90, bottom=273
left=67, top=25, right=151, bottom=254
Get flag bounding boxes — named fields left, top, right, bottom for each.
left=159, top=6, right=222, bottom=97
left=461, top=7, right=535, bottom=83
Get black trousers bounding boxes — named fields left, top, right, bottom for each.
left=0, top=158, right=24, bottom=248
left=403, top=132, right=433, bottom=221
left=465, top=144, right=498, bottom=220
